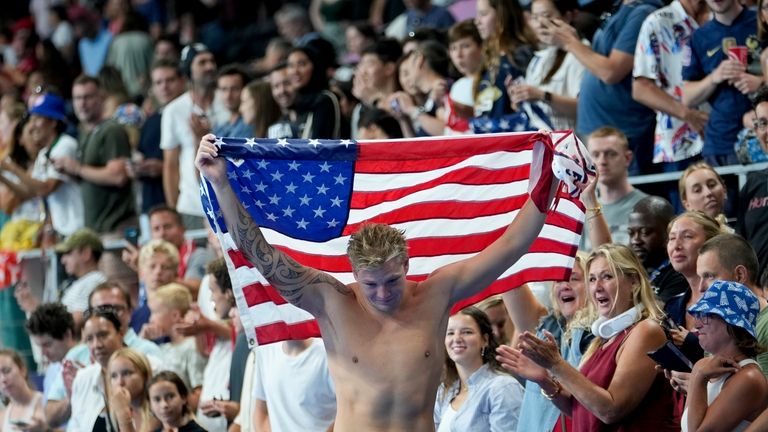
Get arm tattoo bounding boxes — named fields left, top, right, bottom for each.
left=231, top=199, right=351, bottom=305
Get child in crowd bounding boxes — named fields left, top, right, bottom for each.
left=146, top=282, right=208, bottom=412
left=148, top=371, right=207, bottom=432
left=131, top=239, right=180, bottom=334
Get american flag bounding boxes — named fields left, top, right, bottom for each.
left=201, top=132, right=586, bottom=346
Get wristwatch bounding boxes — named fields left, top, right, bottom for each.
left=543, top=91, right=553, bottom=104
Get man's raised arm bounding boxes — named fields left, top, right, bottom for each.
left=195, top=134, right=350, bottom=315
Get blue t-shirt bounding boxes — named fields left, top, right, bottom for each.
left=576, top=0, right=661, bottom=139
left=78, top=27, right=112, bottom=76
left=138, top=111, right=165, bottom=213
left=406, top=6, right=456, bottom=33
left=682, top=8, right=762, bottom=156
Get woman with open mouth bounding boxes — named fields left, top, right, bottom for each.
left=496, top=251, right=596, bottom=432
left=513, top=244, right=679, bottom=431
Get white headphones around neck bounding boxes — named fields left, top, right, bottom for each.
left=590, top=305, right=643, bottom=339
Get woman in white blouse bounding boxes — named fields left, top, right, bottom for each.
left=434, top=307, right=524, bottom=431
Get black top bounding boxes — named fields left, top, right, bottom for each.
left=153, top=419, right=208, bottom=432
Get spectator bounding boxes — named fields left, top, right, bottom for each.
left=357, top=107, right=405, bottom=139
left=517, top=244, right=679, bottom=431
left=0, top=349, right=48, bottom=431
left=679, top=162, right=728, bottom=223
left=148, top=371, right=207, bottom=432
left=471, top=0, right=538, bottom=133
left=632, top=0, right=710, bottom=171
left=129, top=239, right=180, bottom=333
left=476, top=295, right=514, bottom=346
left=25, top=303, right=77, bottom=402
left=240, top=80, right=282, bottom=138
left=0, top=92, right=84, bottom=238
left=212, top=65, right=251, bottom=138
left=153, top=34, right=181, bottom=63
left=548, top=0, right=662, bottom=174
left=274, top=4, right=318, bottom=46
left=53, top=75, right=136, bottom=235
left=135, top=59, right=187, bottom=218
left=106, top=348, right=160, bottom=432
left=497, top=254, right=595, bottom=432
left=98, top=66, right=145, bottom=150
left=253, top=338, right=337, bottom=431
left=507, top=0, right=585, bottom=131
left=66, top=307, right=131, bottom=431
left=266, top=63, right=299, bottom=139
left=71, top=5, right=112, bottom=76
left=249, top=37, right=292, bottom=78
left=444, top=20, right=482, bottom=135
left=628, top=196, right=689, bottom=303
left=385, top=0, right=456, bottom=40
left=580, top=127, right=648, bottom=250
left=435, top=307, right=524, bottom=430
left=740, top=87, right=768, bottom=281
left=144, top=283, right=207, bottom=408
left=287, top=41, right=342, bottom=139
left=388, top=40, right=450, bottom=136
left=682, top=0, right=764, bottom=167
left=697, top=234, right=768, bottom=375
left=161, top=43, right=227, bottom=229
left=351, top=38, right=402, bottom=137
left=341, top=22, right=378, bottom=66
left=55, top=228, right=107, bottom=329
left=104, top=4, right=154, bottom=99
left=664, top=211, right=724, bottom=362
left=192, top=258, right=235, bottom=432
left=682, top=281, right=768, bottom=431
left=48, top=4, right=75, bottom=63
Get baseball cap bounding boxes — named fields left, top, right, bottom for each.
left=55, top=228, right=104, bottom=254
left=180, top=43, right=211, bottom=78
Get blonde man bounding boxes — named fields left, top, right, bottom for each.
left=147, top=283, right=207, bottom=410
left=130, top=239, right=180, bottom=334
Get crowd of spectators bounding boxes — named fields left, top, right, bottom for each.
left=2, top=0, right=768, bottom=430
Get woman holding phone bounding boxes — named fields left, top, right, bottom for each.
left=0, top=349, right=48, bottom=431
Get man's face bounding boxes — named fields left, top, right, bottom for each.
left=270, top=69, right=296, bottom=110
left=627, top=212, right=665, bottom=265
left=587, top=135, right=630, bottom=186
left=353, top=258, right=408, bottom=314
left=754, top=101, right=768, bottom=154
left=706, top=0, right=738, bottom=15
left=217, top=74, right=244, bottom=113
left=82, top=317, right=123, bottom=367
left=61, top=247, right=88, bottom=277
left=355, top=54, right=387, bottom=91
left=150, top=211, right=185, bottom=248
left=190, top=52, right=217, bottom=87
left=696, top=250, right=736, bottom=293
left=30, top=334, right=70, bottom=363
left=72, top=82, right=103, bottom=124
left=140, top=253, right=177, bottom=292
left=90, top=288, right=132, bottom=331
left=151, top=67, right=185, bottom=106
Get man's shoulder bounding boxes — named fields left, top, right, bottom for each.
left=164, top=92, right=192, bottom=113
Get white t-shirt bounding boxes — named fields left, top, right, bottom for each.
left=524, top=44, right=586, bottom=131
left=253, top=339, right=336, bottom=432
left=160, top=336, right=208, bottom=391
left=160, top=92, right=228, bottom=217
left=197, top=337, right=232, bottom=432
left=60, top=270, right=107, bottom=313
left=32, top=134, right=84, bottom=236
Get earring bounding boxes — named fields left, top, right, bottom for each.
left=481, top=346, right=486, bottom=357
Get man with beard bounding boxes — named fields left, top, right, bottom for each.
left=161, top=43, right=228, bottom=229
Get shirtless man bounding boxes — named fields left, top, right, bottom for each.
left=195, top=133, right=561, bottom=431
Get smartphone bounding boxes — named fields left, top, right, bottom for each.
left=390, top=98, right=402, bottom=114
left=124, top=227, right=139, bottom=247
left=647, top=341, right=693, bottom=372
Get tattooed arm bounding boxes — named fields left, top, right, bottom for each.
left=196, top=134, right=351, bottom=315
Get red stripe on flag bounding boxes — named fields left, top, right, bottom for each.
left=358, top=133, right=541, bottom=161
left=253, top=319, right=321, bottom=344
left=242, top=281, right=289, bottom=307
left=229, top=249, right=251, bottom=268
left=350, top=165, right=531, bottom=209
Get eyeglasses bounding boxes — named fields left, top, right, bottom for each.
left=694, top=314, right=713, bottom=325
left=752, top=117, right=768, bottom=131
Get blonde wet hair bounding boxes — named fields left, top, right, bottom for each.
left=347, top=223, right=408, bottom=271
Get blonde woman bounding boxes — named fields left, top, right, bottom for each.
left=107, top=348, right=160, bottom=432
left=678, top=162, right=728, bottom=224
left=516, top=244, right=679, bottom=431
left=496, top=252, right=596, bottom=432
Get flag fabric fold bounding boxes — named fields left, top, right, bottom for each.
left=201, top=132, right=586, bottom=346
